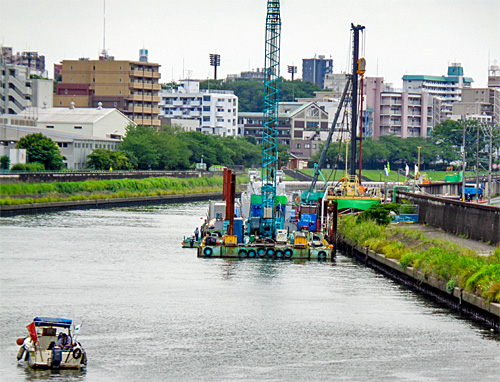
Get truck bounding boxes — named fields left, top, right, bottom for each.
left=461, top=183, right=484, bottom=200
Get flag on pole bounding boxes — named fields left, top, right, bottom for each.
left=74, top=324, right=81, bottom=336
left=387, top=161, right=390, bottom=174
left=26, top=322, right=38, bottom=344
left=405, top=163, right=409, bottom=177
left=414, top=164, right=419, bottom=175
left=73, top=323, right=83, bottom=341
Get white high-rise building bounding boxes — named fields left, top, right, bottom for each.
left=159, top=80, right=238, bottom=136
left=402, top=63, right=473, bottom=124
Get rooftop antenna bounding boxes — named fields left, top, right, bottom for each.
left=101, top=0, right=109, bottom=59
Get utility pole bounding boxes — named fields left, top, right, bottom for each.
left=461, top=116, right=466, bottom=201
left=476, top=122, right=479, bottom=203
left=487, top=122, right=492, bottom=205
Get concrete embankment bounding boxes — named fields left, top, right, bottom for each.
left=0, top=192, right=222, bottom=217
left=338, top=236, right=500, bottom=330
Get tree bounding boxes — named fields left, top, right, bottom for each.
left=86, top=149, right=133, bottom=170
left=120, top=125, right=161, bottom=169
left=199, top=79, right=321, bottom=112
left=1, top=155, right=10, bottom=170
left=16, top=133, right=65, bottom=170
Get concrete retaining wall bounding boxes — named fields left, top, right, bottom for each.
left=397, top=191, right=500, bottom=245
left=339, top=237, right=500, bottom=330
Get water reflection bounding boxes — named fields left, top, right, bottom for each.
left=21, top=366, right=86, bottom=381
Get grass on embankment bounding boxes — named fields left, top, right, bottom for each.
left=0, top=176, right=225, bottom=205
left=339, top=215, right=500, bottom=303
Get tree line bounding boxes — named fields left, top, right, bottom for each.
left=312, top=120, right=499, bottom=171
left=8, top=119, right=498, bottom=172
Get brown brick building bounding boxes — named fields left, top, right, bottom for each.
left=54, top=59, right=161, bottom=127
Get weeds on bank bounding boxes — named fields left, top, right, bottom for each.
left=339, top=215, right=500, bottom=303
left=0, top=176, right=224, bottom=205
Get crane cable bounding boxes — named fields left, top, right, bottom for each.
left=324, top=109, right=349, bottom=188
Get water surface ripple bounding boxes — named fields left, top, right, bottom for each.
left=1, top=203, right=498, bottom=381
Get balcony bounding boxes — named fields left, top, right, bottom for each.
left=130, top=82, right=154, bottom=91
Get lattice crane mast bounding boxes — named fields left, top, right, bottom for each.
left=260, top=0, right=281, bottom=238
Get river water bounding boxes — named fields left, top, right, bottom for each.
left=0, top=202, right=499, bottom=381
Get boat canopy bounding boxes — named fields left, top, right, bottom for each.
left=33, top=317, right=72, bottom=328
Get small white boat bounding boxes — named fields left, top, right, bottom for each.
left=17, top=317, right=87, bottom=369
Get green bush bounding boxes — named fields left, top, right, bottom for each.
left=357, top=202, right=400, bottom=225
left=10, top=162, right=45, bottom=171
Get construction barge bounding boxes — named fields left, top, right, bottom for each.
left=195, top=169, right=335, bottom=261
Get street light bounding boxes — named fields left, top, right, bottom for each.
left=287, top=65, right=297, bottom=81
left=209, top=53, right=220, bottom=80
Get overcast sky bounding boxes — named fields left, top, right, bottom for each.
left=1, top=0, right=499, bottom=88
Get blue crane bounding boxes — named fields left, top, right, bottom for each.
left=260, top=0, right=281, bottom=238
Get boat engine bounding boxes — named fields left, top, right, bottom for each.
left=51, top=346, right=62, bottom=368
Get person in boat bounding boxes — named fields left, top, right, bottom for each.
left=57, top=332, right=72, bottom=350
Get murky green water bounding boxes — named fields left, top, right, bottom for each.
left=1, top=203, right=499, bottom=381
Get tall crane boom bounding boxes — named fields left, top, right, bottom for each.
left=260, top=0, right=281, bottom=238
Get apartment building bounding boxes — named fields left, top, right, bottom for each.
left=1, top=47, right=46, bottom=77
left=1, top=63, right=53, bottom=114
left=158, top=80, right=238, bottom=136
left=402, top=63, right=473, bottom=124
left=323, top=73, right=349, bottom=97
left=239, top=102, right=329, bottom=160
left=302, top=56, right=333, bottom=89
left=54, top=57, right=161, bottom=127
left=365, top=77, right=432, bottom=139
left=452, top=88, right=500, bottom=125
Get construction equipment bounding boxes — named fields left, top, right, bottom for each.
left=260, top=0, right=281, bottom=238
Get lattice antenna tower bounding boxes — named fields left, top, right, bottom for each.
left=260, top=0, right=281, bottom=238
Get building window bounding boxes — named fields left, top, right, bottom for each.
left=74, top=126, right=83, bottom=130
left=113, top=102, right=117, bottom=107
left=46, top=125, right=54, bottom=129
left=70, top=66, right=73, bottom=70
left=296, top=143, right=301, bottom=149
left=305, top=144, right=310, bottom=149
left=203, top=106, right=210, bottom=112
left=119, top=78, right=122, bottom=83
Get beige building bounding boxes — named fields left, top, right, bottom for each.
left=54, top=58, right=161, bottom=127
